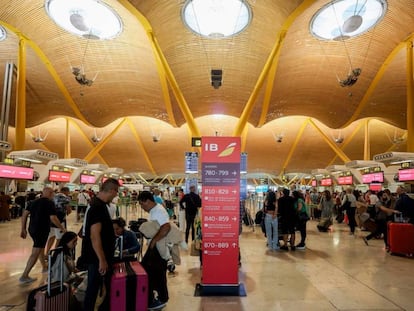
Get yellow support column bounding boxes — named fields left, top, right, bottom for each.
left=64, top=118, right=71, bottom=158
left=15, top=38, right=26, bottom=150
left=363, top=119, right=370, bottom=160
left=407, top=41, right=414, bottom=151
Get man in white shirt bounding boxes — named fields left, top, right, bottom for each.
left=138, top=191, right=171, bottom=311
left=77, top=189, right=90, bottom=222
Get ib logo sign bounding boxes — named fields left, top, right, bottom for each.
left=202, top=137, right=240, bottom=163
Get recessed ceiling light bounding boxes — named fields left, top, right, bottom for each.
left=181, top=0, right=252, bottom=39
left=45, top=0, right=123, bottom=40
left=310, top=0, right=387, bottom=41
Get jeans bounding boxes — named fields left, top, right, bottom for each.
left=265, top=213, right=279, bottom=250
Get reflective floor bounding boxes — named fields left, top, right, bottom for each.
left=1, top=210, right=413, bottom=311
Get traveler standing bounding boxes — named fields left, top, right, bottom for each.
left=138, top=191, right=171, bottom=310
left=277, top=188, right=296, bottom=251
left=77, top=189, right=90, bottom=222
left=81, top=178, right=120, bottom=311
left=292, top=191, right=309, bottom=250
left=179, top=185, right=202, bottom=244
left=264, top=190, right=279, bottom=251
left=0, top=191, right=12, bottom=221
left=19, top=187, right=66, bottom=284
left=45, top=187, right=71, bottom=255
left=342, top=188, right=357, bottom=235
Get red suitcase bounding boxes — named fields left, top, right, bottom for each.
left=26, top=247, right=70, bottom=311
left=111, top=261, right=148, bottom=311
left=388, top=222, right=414, bottom=257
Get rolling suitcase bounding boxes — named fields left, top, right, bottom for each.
left=111, top=261, right=148, bottom=311
left=26, top=247, right=70, bottom=311
left=388, top=222, right=414, bottom=257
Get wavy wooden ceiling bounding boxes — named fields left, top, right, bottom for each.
left=0, top=0, right=413, bottom=180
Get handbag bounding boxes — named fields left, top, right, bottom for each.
left=190, top=241, right=200, bottom=256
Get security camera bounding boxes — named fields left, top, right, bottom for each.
left=152, top=135, right=160, bottom=143
left=277, top=137, right=283, bottom=143
left=334, top=137, right=344, bottom=144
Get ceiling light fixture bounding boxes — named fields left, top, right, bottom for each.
left=309, top=0, right=387, bottom=41
left=45, top=0, right=123, bottom=40
left=0, top=26, right=7, bottom=41
left=181, top=0, right=252, bottom=38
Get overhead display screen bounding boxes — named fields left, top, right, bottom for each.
left=369, top=183, right=382, bottom=191
left=80, top=174, right=96, bottom=184
left=0, top=165, right=34, bottom=180
left=48, top=170, right=71, bottom=182
left=362, top=172, right=384, bottom=184
left=398, top=168, right=414, bottom=181
left=337, top=176, right=353, bottom=185
left=320, top=178, right=332, bottom=186
left=185, top=152, right=199, bottom=173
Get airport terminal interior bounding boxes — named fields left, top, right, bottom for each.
left=1, top=0, right=414, bottom=310
left=0, top=201, right=413, bottom=311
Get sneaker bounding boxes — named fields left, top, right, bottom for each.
left=148, top=299, right=166, bottom=310
left=280, top=245, right=289, bottom=251
left=19, top=276, right=37, bottom=284
left=363, top=237, right=369, bottom=246
left=290, top=246, right=296, bottom=251
left=295, top=243, right=306, bottom=250
left=167, top=260, right=175, bottom=273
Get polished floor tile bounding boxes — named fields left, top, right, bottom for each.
left=1, top=210, right=413, bottom=311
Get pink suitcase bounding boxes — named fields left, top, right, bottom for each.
left=26, top=247, right=70, bottom=311
left=111, top=261, right=148, bottom=311
left=388, top=222, right=414, bottom=257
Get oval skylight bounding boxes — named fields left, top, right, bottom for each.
left=310, top=0, right=387, bottom=41
left=45, top=0, right=123, bottom=40
left=181, top=0, right=252, bottom=39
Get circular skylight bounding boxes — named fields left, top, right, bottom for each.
left=45, top=0, right=123, bottom=40
left=181, top=0, right=252, bottom=39
left=0, top=26, right=6, bottom=41
left=310, top=0, right=387, bottom=41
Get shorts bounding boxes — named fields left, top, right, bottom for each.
left=77, top=205, right=87, bottom=214
left=279, top=219, right=296, bottom=235
left=48, top=227, right=65, bottom=240
left=29, top=230, right=49, bottom=248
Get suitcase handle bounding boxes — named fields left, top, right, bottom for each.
left=114, top=235, right=124, bottom=260
left=48, top=247, right=64, bottom=296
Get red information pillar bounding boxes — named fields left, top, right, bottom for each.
left=201, top=136, right=240, bottom=287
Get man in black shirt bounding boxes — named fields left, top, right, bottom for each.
left=20, top=187, right=66, bottom=284
left=395, top=186, right=414, bottom=223
left=179, top=185, right=201, bottom=243
left=81, top=178, right=120, bottom=311
left=277, top=188, right=297, bottom=251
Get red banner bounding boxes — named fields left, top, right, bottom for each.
left=201, top=137, right=240, bottom=285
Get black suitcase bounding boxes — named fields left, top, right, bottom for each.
left=317, top=217, right=332, bottom=232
